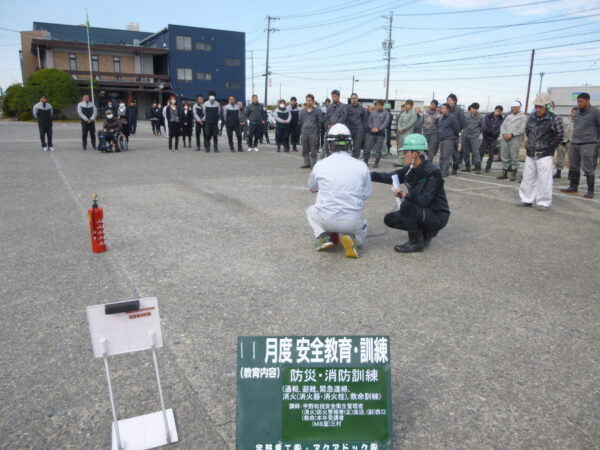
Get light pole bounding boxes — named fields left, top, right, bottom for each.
left=538, top=72, right=545, bottom=93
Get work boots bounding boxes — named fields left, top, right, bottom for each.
left=461, top=164, right=471, bottom=172
left=394, top=230, right=425, bottom=253
left=423, top=229, right=438, bottom=247
left=373, top=157, right=381, bottom=168
left=553, top=169, right=561, bottom=179
left=497, top=169, right=508, bottom=180
left=474, top=163, right=481, bottom=174
left=485, top=159, right=493, bottom=173
left=510, top=170, right=517, bottom=182
left=584, top=175, right=595, bottom=199
left=451, top=164, right=458, bottom=175
left=560, top=170, right=580, bottom=193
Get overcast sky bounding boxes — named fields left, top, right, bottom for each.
left=1, top=0, right=599, bottom=109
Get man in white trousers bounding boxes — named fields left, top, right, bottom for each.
left=517, top=93, right=564, bottom=211
left=307, top=124, right=372, bottom=258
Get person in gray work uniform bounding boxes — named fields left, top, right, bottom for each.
left=245, top=95, right=264, bottom=151
left=32, top=94, right=54, bottom=151
left=223, top=95, right=244, bottom=152
left=461, top=102, right=484, bottom=173
left=561, top=92, right=600, bottom=199
left=345, top=93, right=368, bottom=159
left=299, top=93, right=323, bottom=169
left=422, top=99, right=441, bottom=162
left=364, top=100, right=390, bottom=168
left=447, top=93, right=466, bottom=174
left=77, top=94, right=97, bottom=150
left=325, top=90, right=347, bottom=129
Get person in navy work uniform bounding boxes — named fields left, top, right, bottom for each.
left=203, top=90, right=220, bottom=152
left=77, top=94, right=97, bottom=150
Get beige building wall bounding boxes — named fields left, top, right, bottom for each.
left=53, top=50, right=136, bottom=81
left=20, top=30, right=47, bottom=81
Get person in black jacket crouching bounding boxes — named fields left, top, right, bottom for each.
left=370, top=133, right=451, bottom=253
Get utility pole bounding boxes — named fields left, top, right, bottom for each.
left=382, top=11, right=394, bottom=104
left=251, top=50, right=255, bottom=97
left=525, top=49, right=535, bottom=113
left=538, top=72, right=545, bottom=93
left=264, top=16, right=279, bottom=107
left=351, top=75, right=359, bottom=94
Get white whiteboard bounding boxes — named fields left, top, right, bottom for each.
left=87, top=297, right=163, bottom=358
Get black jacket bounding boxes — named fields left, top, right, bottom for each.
left=524, top=112, right=564, bottom=159
left=482, top=112, right=504, bottom=139
left=180, top=109, right=194, bottom=127
left=370, top=160, right=450, bottom=215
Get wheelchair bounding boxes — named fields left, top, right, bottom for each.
left=98, top=130, right=128, bottom=152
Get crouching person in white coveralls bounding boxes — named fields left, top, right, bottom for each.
left=517, top=92, right=564, bottom=211
left=307, top=124, right=372, bottom=258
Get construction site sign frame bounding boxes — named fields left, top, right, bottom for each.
left=236, top=336, right=393, bottom=450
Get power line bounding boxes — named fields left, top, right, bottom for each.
left=394, top=0, right=560, bottom=16
left=278, top=0, right=370, bottom=19
left=401, top=38, right=600, bottom=66
left=392, top=7, right=600, bottom=30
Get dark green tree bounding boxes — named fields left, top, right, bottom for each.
left=24, top=68, right=79, bottom=113
left=2, top=83, right=28, bottom=117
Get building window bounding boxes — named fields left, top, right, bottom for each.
left=196, top=42, right=212, bottom=52
left=225, top=58, right=240, bottom=67
left=225, top=81, right=240, bottom=89
left=69, top=53, right=77, bottom=71
left=113, top=56, right=121, bottom=73
left=196, top=72, right=212, bottom=81
left=176, top=35, right=192, bottom=51
left=177, top=68, right=193, bottom=81
left=91, top=55, right=99, bottom=72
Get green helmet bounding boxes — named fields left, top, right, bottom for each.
left=400, top=133, right=428, bottom=152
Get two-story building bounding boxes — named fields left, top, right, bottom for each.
left=20, top=22, right=245, bottom=118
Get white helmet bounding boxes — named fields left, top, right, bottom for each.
left=327, top=123, right=352, bottom=146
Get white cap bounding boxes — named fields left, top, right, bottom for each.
left=511, top=101, right=522, bottom=108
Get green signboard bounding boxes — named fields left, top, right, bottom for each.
left=236, top=336, right=392, bottom=450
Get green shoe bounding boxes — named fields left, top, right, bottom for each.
left=315, top=233, right=335, bottom=251
left=341, top=233, right=359, bottom=258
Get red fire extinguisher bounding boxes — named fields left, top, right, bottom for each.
left=88, top=194, right=107, bottom=253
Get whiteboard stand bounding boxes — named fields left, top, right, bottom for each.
left=87, top=298, right=179, bottom=450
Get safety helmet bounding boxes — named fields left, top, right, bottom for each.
left=400, top=133, right=428, bottom=155
left=327, top=123, right=352, bottom=146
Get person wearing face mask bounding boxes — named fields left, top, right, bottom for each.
left=101, top=110, right=122, bottom=152
left=289, top=97, right=301, bottom=152
left=105, top=99, right=117, bottom=118
left=180, top=101, right=194, bottom=148
left=193, top=95, right=205, bottom=151
left=150, top=103, right=162, bottom=136
left=166, top=97, right=181, bottom=150
left=203, top=90, right=220, bottom=152
left=275, top=99, right=291, bottom=152
left=116, top=99, right=129, bottom=143
left=224, top=95, right=244, bottom=152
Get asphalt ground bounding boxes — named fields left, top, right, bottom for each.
left=0, top=121, right=598, bottom=449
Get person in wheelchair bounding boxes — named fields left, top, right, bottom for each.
left=99, top=111, right=123, bottom=152
left=116, top=99, right=130, bottom=142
